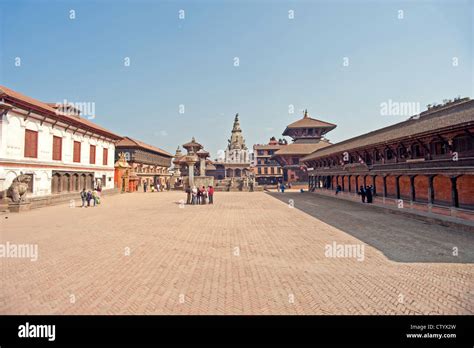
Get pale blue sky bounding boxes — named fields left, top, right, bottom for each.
left=1, top=0, right=472, bottom=158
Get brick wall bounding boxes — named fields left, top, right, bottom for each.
left=375, top=176, right=384, bottom=195
left=399, top=176, right=411, bottom=199
left=343, top=176, right=349, bottom=191
left=458, top=174, right=474, bottom=207
left=434, top=175, right=451, bottom=205
left=350, top=175, right=357, bottom=193
left=414, top=175, right=429, bottom=202
left=386, top=176, right=397, bottom=197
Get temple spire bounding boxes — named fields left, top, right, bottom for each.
left=304, top=109, right=308, bottom=118
left=232, top=113, right=241, bottom=132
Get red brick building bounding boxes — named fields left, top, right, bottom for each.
left=271, top=110, right=336, bottom=185
left=302, top=98, right=474, bottom=220
left=252, top=137, right=286, bottom=185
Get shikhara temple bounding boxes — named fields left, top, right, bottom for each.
left=271, top=110, right=336, bottom=186
left=302, top=98, right=474, bottom=220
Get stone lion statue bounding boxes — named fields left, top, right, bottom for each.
left=7, top=174, right=31, bottom=203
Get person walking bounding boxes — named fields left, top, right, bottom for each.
left=335, top=184, right=342, bottom=195
left=80, top=188, right=87, bottom=208
left=186, top=186, right=191, bottom=204
left=280, top=183, right=285, bottom=193
left=208, top=186, right=214, bottom=204
left=192, top=186, right=197, bottom=205
left=86, top=190, right=93, bottom=207
left=143, top=181, right=147, bottom=193
left=359, top=185, right=366, bottom=203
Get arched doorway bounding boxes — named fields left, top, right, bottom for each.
left=51, top=173, right=61, bottom=194
left=62, top=173, right=71, bottom=192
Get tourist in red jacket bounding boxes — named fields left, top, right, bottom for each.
left=208, top=186, right=214, bottom=204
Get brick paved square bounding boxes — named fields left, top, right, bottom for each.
left=1, top=191, right=473, bottom=314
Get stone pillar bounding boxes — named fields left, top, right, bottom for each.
left=199, top=158, right=206, bottom=176
left=188, top=163, right=195, bottom=188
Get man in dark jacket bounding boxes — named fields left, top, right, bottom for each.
left=359, top=185, right=366, bottom=203
left=366, top=185, right=373, bottom=203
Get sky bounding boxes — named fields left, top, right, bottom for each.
left=0, top=0, right=473, bottom=158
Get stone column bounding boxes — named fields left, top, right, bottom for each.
left=199, top=158, right=206, bottom=176
left=188, top=163, right=195, bottom=188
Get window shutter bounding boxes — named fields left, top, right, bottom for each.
left=52, top=136, right=62, bottom=161
left=103, top=148, right=108, bottom=165
left=90, top=145, right=96, bottom=164
left=73, top=141, right=81, bottom=163
left=24, top=130, right=38, bottom=158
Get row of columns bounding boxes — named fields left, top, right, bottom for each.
left=308, top=174, right=460, bottom=208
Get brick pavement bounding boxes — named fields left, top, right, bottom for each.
left=1, top=191, right=473, bottom=314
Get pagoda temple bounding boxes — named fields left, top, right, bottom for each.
left=271, top=109, right=336, bottom=185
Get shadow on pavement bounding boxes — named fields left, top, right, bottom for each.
left=267, top=192, right=474, bottom=264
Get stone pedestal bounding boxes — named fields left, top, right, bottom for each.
left=8, top=201, right=32, bottom=213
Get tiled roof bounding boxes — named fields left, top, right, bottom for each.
left=253, top=144, right=285, bottom=150
left=182, top=137, right=203, bottom=149
left=116, top=137, right=173, bottom=157
left=0, top=85, right=121, bottom=140
left=272, top=141, right=332, bottom=157
left=285, top=116, right=337, bottom=129
left=302, top=99, right=474, bottom=162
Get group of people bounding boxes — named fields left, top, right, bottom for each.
left=359, top=185, right=374, bottom=203
left=185, top=186, right=214, bottom=205
left=277, top=182, right=291, bottom=193
left=143, top=182, right=167, bottom=192
left=335, top=184, right=374, bottom=203
left=80, top=187, right=101, bottom=207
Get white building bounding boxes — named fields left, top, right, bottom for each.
left=222, top=113, right=250, bottom=178
left=0, top=85, right=121, bottom=201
